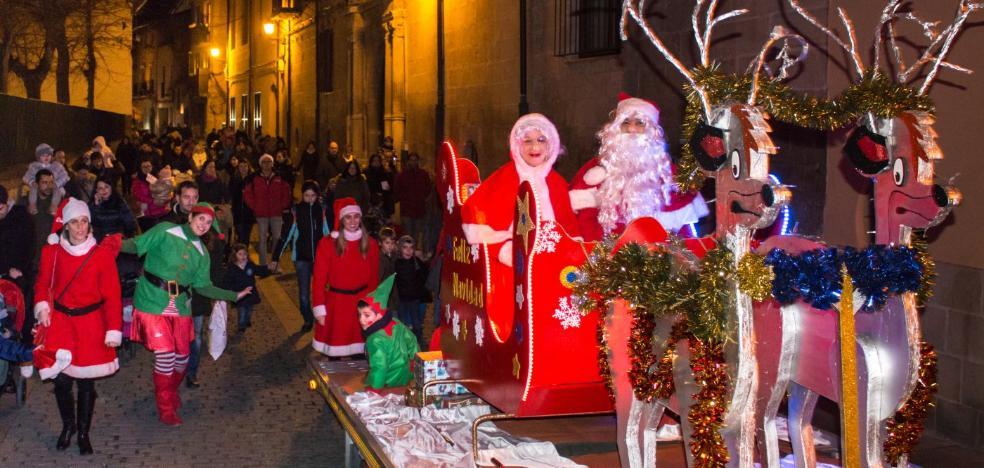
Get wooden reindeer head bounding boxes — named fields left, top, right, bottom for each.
left=789, top=0, right=975, bottom=245
left=621, top=1, right=795, bottom=238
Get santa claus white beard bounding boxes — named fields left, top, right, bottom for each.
left=597, top=133, right=674, bottom=233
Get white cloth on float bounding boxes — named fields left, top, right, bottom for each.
left=346, top=391, right=585, bottom=467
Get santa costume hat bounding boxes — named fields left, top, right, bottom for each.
left=616, top=92, right=660, bottom=125
left=362, top=274, right=395, bottom=315
left=331, top=197, right=362, bottom=234
left=48, top=197, right=90, bottom=244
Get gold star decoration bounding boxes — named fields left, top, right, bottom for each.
left=516, top=191, right=534, bottom=252
left=512, top=354, right=521, bottom=379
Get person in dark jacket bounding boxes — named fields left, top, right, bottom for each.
left=364, top=153, right=395, bottom=219
left=161, top=180, right=199, bottom=225
left=332, top=160, right=370, bottom=214
left=394, top=235, right=429, bottom=345
left=274, top=149, right=296, bottom=189
left=0, top=185, right=36, bottom=288
left=316, top=140, right=345, bottom=188
left=270, top=181, right=328, bottom=332
left=186, top=234, right=226, bottom=388
left=88, top=177, right=137, bottom=241
left=298, top=141, right=320, bottom=183
left=229, top=160, right=255, bottom=245
left=223, top=244, right=272, bottom=333
left=196, top=160, right=227, bottom=206
left=394, top=152, right=433, bottom=248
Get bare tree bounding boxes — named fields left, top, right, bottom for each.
left=69, top=0, right=131, bottom=108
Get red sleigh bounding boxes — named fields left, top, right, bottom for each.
left=434, top=141, right=612, bottom=417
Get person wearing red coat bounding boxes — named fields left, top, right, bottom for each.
left=462, top=113, right=580, bottom=267
left=32, top=198, right=122, bottom=455
left=311, top=197, right=380, bottom=357
left=243, top=153, right=292, bottom=265
left=569, top=94, right=708, bottom=241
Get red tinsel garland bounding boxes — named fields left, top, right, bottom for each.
left=883, top=341, right=938, bottom=466
left=687, top=338, right=731, bottom=467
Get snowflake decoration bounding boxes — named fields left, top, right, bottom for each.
left=515, top=285, right=525, bottom=308
left=446, top=186, right=455, bottom=214
left=553, top=296, right=583, bottom=329
left=474, top=317, right=484, bottom=347
left=470, top=244, right=479, bottom=263
left=452, top=310, right=461, bottom=340
left=532, top=221, right=561, bottom=254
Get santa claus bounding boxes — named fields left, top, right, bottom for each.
left=311, top=197, right=380, bottom=357
left=32, top=197, right=122, bottom=455
left=462, top=113, right=580, bottom=266
left=570, top=94, right=708, bottom=241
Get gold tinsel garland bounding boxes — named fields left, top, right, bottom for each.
left=675, top=69, right=936, bottom=192
left=883, top=342, right=938, bottom=466
left=910, top=232, right=937, bottom=308
left=596, top=308, right=615, bottom=402
left=687, top=338, right=731, bottom=467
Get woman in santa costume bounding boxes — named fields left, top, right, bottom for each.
left=461, top=112, right=580, bottom=266
left=569, top=93, right=708, bottom=241
left=32, top=197, right=122, bottom=455
left=120, top=202, right=251, bottom=426
left=311, top=197, right=380, bottom=357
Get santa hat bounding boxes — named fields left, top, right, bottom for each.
left=616, top=92, right=660, bottom=125
left=189, top=202, right=225, bottom=239
left=362, top=274, right=395, bottom=315
left=332, top=197, right=361, bottom=232
left=48, top=198, right=90, bottom=244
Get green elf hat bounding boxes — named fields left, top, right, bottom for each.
left=363, top=274, right=395, bottom=314
left=189, top=202, right=225, bottom=239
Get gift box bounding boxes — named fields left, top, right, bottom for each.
left=406, top=351, right=472, bottom=407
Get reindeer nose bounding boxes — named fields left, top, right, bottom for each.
left=761, top=184, right=791, bottom=208
left=933, top=184, right=962, bottom=208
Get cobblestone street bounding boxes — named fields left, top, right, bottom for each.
left=0, top=275, right=345, bottom=467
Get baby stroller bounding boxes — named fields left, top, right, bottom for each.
left=0, top=279, right=28, bottom=406
left=117, top=253, right=143, bottom=363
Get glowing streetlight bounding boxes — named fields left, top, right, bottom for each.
left=209, top=47, right=221, bottom=58
left=263, top=22, right=275, bottom=36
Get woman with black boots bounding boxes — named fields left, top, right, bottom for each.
left=32, top=198, right=123, bottom=455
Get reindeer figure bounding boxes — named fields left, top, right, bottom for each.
left=753, top=2, right=971, bottom=466
left=608, top=2, right=793, bottom=466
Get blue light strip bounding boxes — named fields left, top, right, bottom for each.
left=768, top=174, right=792, bottom=235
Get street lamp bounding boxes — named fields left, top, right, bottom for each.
left=263, top=22, right=276, bottom=36
left=209, top=47, right=221, bottom=58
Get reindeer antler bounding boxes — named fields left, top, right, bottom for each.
left=747, top=26, right=809, bottom=105
left=788, top=0, right=866, bottom=79
left=692, top=0, right=749, bottom=67
left=917, top=0, right=984, bottom=94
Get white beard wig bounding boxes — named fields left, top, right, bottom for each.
left=595, top=112, right=674, bottom=233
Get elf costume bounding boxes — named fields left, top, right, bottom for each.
left=311, top=198, right=380, bottom=357
left=362, top=274, right=419, bottom=389
left=121, top=202, right=240, bottom=426
left=32, top=198, right=122, bottom=455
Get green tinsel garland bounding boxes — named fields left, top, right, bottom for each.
left=675, top=68, right=936, bottom=192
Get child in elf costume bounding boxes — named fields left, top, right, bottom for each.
left=359, top=274, right=419, bottom=389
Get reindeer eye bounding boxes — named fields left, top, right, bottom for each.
left=730, top=150, right=741, bottom=179
left=892, top=158, right=905, bottom=186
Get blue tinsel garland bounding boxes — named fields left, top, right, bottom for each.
left=765, top=245, right=923, bottom=311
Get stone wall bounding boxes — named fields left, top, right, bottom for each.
left=921, top=262, right=984, bottom=447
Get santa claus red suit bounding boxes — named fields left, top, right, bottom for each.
left=462, top=113, right=580, bottom=266
left=32, top=197, right=122, bottom=455
left=311, top=197, right=380, bottom=356
left=569, top=94, right=709, bottom=241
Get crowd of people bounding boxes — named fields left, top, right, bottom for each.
left=0, top=94, right=710, bottom=456
left=0, top=127, right=443, bottom=454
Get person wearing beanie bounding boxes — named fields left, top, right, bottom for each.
left=310, top=197, right=380, bottom=357
left=569, top=94, right=708, bottom=241
left=32, top=197, right=123, bottom=455
left=120, top=202, right=252, bottom=426
left=359, top=274, right=419, bottom=389
left=271, top=180, right=329, bottom=332
left=243, top=153, right=291, bottom=265
left=22, top=143, right=70, bottom=215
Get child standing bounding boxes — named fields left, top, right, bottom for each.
left=359, top=275, right=419, bottom=389
left=394, top=235, right=429, bottom=345
left=22, top=143, right=69, bottom=215
left=377, top=227, right=400, bottom=316
left=223, top=244, right=273, bottom=333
